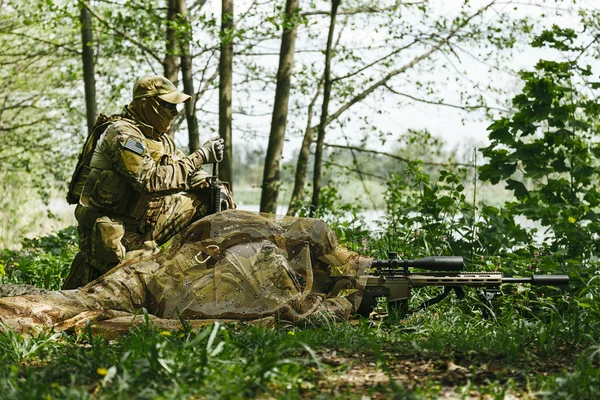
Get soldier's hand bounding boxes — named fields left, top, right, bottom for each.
left=198, top=137, right=224, bottom=164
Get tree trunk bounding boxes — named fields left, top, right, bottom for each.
left=178, top=0, right=200, bottom=152
left=310, top=0, right=340, bottom=216
left=287, top=86, right=321, bottom=216
left=80, top=5, right=97, bottom=135
left=259, top=0, right=300, bottom=214
left=164, top=0, right=180, bottom=140
left=219, top=0, right=234, bottom=188
left=163, top=0, right=180, bottom=84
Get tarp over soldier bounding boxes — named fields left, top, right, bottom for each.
left=64, top=76, right=234, bottom=289
left=0, top=210, right=371, bottom=337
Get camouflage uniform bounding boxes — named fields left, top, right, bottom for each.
left=64, top=76, right=230, bottom=289
left=0, top=210, right=371, bottom=336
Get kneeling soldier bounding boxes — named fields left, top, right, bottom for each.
left=64, top=75, right=233, bottom=289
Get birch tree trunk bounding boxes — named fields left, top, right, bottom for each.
left=259, top=0, right=300, bottom=214
left=310, top=0, right=340, bottom=216
left=80, top=5, right=97, bottom=135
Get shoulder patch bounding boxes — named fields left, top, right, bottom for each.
left=122, top=138, right=145, bottom=155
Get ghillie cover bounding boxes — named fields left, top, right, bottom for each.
left=0, top=209, right=370, bottom=337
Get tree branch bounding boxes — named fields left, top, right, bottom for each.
left=321, top=1, right=498, bottom=128
left=384, top=84, right=510, bottom=112
left=301, top=2, right=425, bottom=16
left=81, top=0, right=163, bottom=64
left=575, top=34, right=600, bottom=62
left=236, top=43, right=395, bottom=56
left=324, top=143, right=474, bottom=168
left=0, top=117, right=50, bottom=132
left=0, top=93, right=45, bottom=111
left=189, top=0, right=208, bottom=12
left=331, top=39, right=420, bottom=83
left=326, top=160, right=388, bottom=181
left=341, top=128, right=378, bottom=208
left=3, top=31, right=80, bottom=55
left=173, top=62, right=219, bottom=131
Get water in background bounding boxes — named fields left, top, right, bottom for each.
left=237, top=204, right=387, bottom=231
left=237, top=204, right=547, bottom=244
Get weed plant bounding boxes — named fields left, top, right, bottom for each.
left=0, top=226, right=77, bottom=290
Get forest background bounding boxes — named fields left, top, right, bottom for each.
left=0, top=0, right=596, bottom=247
left=1, top=0, right=600, bottom=398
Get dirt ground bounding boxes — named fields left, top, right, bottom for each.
left=313, top=348, right=575, bottom=399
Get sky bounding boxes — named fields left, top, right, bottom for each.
left=179, top=0, right=600, bottom=162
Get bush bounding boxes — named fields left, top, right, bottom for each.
left=0, top=226, right=77, bottom=290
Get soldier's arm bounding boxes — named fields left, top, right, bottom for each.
left=104, top=124, right=203, bottom=194
left=161, top=132, right=188, bottom=160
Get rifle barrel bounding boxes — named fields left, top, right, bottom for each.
left=503, top=275, right=569, bottom=285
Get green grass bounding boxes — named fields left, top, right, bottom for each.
left=1, top=227, right=599, bottom=398
left=0, top=298, right=597, bottom=399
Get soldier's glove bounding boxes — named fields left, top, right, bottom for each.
left=198, top=137, right=224, bottom=164
left=188, top=169, right=210, bottom=190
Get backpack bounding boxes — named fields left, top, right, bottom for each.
left=66, top=114, right=115, bottom=205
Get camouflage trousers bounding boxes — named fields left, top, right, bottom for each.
left=63, top=191, right=209, bottom=289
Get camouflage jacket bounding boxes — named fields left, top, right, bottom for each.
left=72, top=107, right=205, bottom=221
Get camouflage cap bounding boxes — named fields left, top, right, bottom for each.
left=133, top=75, right=191, bottom=104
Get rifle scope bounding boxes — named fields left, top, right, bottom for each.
left=502, top=275, right=570, bottom=286
left=372, top=255, right=464, bottom=272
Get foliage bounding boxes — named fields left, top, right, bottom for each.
left=0, top=226, right=77, bottom=290
left=374, top=158, right=539, bottom=273
left=541, top=346, right=600, bottom=399
left=2, top=3, right=600, bottom=397
left=0, top=165, right=598, bottom=398
left=480, top=27, right=600, bottom=261
left=0, top=321, right=322, bottom=399
left=0, top=1, right=82, bottom=193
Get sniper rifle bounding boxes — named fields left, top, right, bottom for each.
left=357, top=252, right=569, bottom=317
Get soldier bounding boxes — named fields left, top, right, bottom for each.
left=63, top=75, right=232, bottom=289
left=0, top=210, right=370, bottom=336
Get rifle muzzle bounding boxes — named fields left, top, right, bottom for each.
left=502, top=275, right=570, bottom=285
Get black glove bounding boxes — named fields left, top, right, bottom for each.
left=198, top=137, right=224, bottom=164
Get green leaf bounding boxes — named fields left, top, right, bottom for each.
left=506, top=179, right=529, bottom=199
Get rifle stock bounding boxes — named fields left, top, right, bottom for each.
left=357, top=255, right=569, bottom=317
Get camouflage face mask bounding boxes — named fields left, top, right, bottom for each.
left=130, top=97, right=175, bottom=134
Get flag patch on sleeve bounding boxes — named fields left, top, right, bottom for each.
left=123, top=138, right=145, bottom=155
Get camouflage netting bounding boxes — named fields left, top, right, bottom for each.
left=0, top=210, right=371, bottom=337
